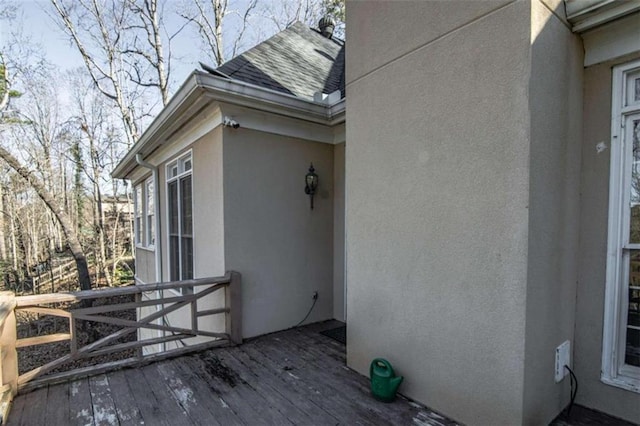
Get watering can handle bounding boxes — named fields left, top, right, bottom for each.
left=370, top=358, right=392, bottom=376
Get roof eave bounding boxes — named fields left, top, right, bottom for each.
left=112, top=71, right=346, bottom=180
left=112, top=72, right=205, bottom=179
left=566, top=0, right=640, bottom=32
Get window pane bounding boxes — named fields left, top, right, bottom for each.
left=181, top=176, right=193, bottom=235
left=630, top=120, right=640, bottom=243
left=627, top=71, right=640, bottom=105
left=146, top=181, right=154, bottom=214
left=168, top=181, right=178, bottom=234
left=135, top=187, right=142, bottom=216
left=629, top=250, right=640, bottom=367
left=170, top=236, right=179, bottom=281
left=181, top=236, right=193, bottom=280
left=135, top=217, right=142, bottom=245
left=181, top=155, right=192, bottom=172
left=147, top=215, right=155, bottom=246
left=168, top=161, right=178, bottom=178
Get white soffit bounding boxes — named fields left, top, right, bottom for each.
left=566, top=0, right=640, bottom=32
left=582, top=12, right=640, bottom=66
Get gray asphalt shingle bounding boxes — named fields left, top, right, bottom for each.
left=213, top=22, right=345, bottom=101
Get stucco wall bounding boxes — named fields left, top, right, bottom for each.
left=347, top=0, right=511, bottom=83
left=222, top=128, right=334, bottom=338
left=575, top=53, right=640, bottom=423
left=333, top=142, right=345, bottom=322
left=522, top=1, right=584, bottom=423
left=346, top=1, right=531, bottom=424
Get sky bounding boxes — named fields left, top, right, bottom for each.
left=1, top=0, right=319, bottom=107
left=3, top=0, right=209, bottom=89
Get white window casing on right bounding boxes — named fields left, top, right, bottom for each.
left=603, top=58, right=640, bottom=393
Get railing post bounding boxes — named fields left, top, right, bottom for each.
left=226, top=271, right=242, bottom=345
left=0, top=291, right=18, bottom=398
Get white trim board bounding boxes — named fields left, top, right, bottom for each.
left=582, top=12, right=640, bottom=66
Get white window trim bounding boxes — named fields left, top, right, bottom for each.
left=603, top=58, right=640, bottom=393
left=165, top=150, right=194, bottom=294
left=134, top=185, right=144, bottom=248
left=145, top=177, right=155, bottom=249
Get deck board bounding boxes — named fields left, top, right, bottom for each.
left=169, top=356, right=244, bottom=425
left=44, top=380, right=69, bottom=426
left=105, top=369, right=144, bottom=426
left=234, top=345, right=340, bottom=424
left=155, top=358, right=219, bottom=426
left=140, top=363, right=193, bottom=425
left=69, top=378, right=94, bottom=426
left=89, top=374, right=119, bottom=426
left=8, top=321, right=461, bottom=426
left=125, top=366, right=174, bottom=426
left=19, top=386, right=47, bottom=426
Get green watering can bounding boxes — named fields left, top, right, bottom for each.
left=370, top=358, right=403, bottom=402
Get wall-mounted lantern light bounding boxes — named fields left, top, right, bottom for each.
left=304, top=163, right=318, bottom=209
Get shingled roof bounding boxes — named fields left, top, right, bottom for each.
left=212, top=21, right=345, bottom=101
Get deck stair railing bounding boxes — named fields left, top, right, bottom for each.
left=0, top=271, right=241, bottom=422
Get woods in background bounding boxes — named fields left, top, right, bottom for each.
left=0, top=0, right=344, bottom=292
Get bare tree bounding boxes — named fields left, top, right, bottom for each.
left=259, top=0, right=323, bottom=32
left=178, top=0, right=258, bottom=66
left=49, top=0, right=143, bottom=146
left=0, top=144, right=92, bottom=290
left=1, top=4, right=93, bottom=290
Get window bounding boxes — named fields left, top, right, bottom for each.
left=134, top=185, right=143, bottom=246
left=604, top=59, right=640, bottom=393
left=146, top=178, right=155, bottom=247
left=167, top=153, right=194, bottom=291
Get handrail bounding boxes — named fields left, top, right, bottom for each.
left=17, top=274, right=233, bottom=306
left=0, top=271, right=242, bottom=421
left=0, top=291, right=18, bottom=425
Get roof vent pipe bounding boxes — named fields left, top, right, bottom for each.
left=319, top=16, right=335, bottom=39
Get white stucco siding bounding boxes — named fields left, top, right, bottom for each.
left=523, top=1, right=584, bottom=423
left=222, top=128, right=335, bottom=339
left=346, top=1, right=531, bottom=425
left=333, top=142, right=346, bottom=322
left=346, top=0, right=513, bottom=83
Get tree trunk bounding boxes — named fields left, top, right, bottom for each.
left=0, top=145, right=92, bottom=290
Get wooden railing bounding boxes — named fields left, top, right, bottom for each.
left=0, top=271, right=241, bottom=416
left=31, top=257, right=88, bottom=294
left=0, top=292, right=18, bottom=425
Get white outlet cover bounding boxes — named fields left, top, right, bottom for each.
left=555, top=340, right=571, bottom=383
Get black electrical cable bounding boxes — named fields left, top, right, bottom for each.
left=295, top=295, right=318, bottom=327
left=564, top=365, right=578, bottom=418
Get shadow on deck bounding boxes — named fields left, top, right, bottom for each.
left=6, top=321, right=457, bottom=426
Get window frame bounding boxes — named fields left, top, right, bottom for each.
left=603, top=58, right=640, bottom=393
left=165, top=151, right=194, bottom=293
left=134, top=185, right=143, bottom=247
left=145, top=177, right=155, bottom=248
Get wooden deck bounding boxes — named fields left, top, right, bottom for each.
left=6, top=321, right=458, bottom=426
